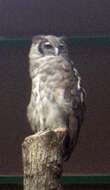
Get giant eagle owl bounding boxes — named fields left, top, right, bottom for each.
left=27, top=35, right=85, bottom=160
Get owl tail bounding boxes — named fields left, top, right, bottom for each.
left=62, top=131, right=72, bottom=161
left=62, top=116, right=80, bottom=161
left=62, top=131, right=79, bottom=161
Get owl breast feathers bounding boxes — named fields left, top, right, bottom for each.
left=27, top=35, right=86, bottom=160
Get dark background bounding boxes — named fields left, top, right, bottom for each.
left=0, top=0, right=110, bottom=189
left=0, top=0, right=110, bottom=37
left=1, top=185, right=110, bottom=190
left=0, top=44, right=110, bottom=175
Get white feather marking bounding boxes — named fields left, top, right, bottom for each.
left=77, top=77, right=81, bottom=90
left=44, top=42, right=51, bottom=45
left=36, top=76, right=41, bottom=103
left=55, top=48, right=59, bottom=56
left=73, top=68, right=78, bottom=76
left=80, top=92, right=84, bottom=103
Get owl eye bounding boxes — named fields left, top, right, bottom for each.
left=59, top=43, right=65, bottom=49
left=44, top=42, right=53, bottom=49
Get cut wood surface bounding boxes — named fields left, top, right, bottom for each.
left=22, top=129, right=67, bottom=190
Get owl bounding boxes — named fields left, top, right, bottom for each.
left=27, top=35, right=85, bottom=160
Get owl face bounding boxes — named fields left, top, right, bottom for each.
left=29, top=35, right=68, bottom=59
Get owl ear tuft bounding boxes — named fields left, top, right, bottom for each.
left=60, top=36, right=67, bottom=41
left=60, top=36, right=69, bottom=46
left=32, top=35, right=44, bottom=43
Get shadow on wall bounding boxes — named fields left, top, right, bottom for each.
left=0, top=44, right=33, bottom=174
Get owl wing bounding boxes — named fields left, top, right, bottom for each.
left=63, top=66, right=86, bottom=161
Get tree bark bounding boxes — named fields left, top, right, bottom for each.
left=22, top=129, right=66, bottom=190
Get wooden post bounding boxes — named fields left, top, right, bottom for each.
left=22, top=129, right=66, bottom=190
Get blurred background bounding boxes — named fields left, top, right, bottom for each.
left=0, top=0, right=110, bottom=189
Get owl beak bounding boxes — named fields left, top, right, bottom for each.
left=55, top=48, right=59, bottom=56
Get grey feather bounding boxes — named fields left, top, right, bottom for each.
left=27, top=35, right=86, bottom=161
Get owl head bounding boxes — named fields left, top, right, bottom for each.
left=29, top=35, right=68, bottom=59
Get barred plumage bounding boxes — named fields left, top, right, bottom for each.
left=27, top=35, right=85, bottom=160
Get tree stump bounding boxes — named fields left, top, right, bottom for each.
left=22, top=129, right=67, bottom=190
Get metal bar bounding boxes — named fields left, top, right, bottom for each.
left=0, top=36, right=110, bottom=46
left=0, top=175, right=110, bottom=185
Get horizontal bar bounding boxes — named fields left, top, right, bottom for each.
left=0, top=176, right=23, bottom=185
left=62, top=175, right=110, bottom=185
left=0, top=37, right=31, bottom=47
left=0, top=36, right=110, bottom=46
left=68, top=36, right=110, bottom=46
left=0, top=175, right=110, bottom=185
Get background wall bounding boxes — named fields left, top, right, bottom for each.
left=0, top=0, right=110, bottom=37
left=0, top=0, right=110, bottom=189
left=0, top=43, right=110, bottom=175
